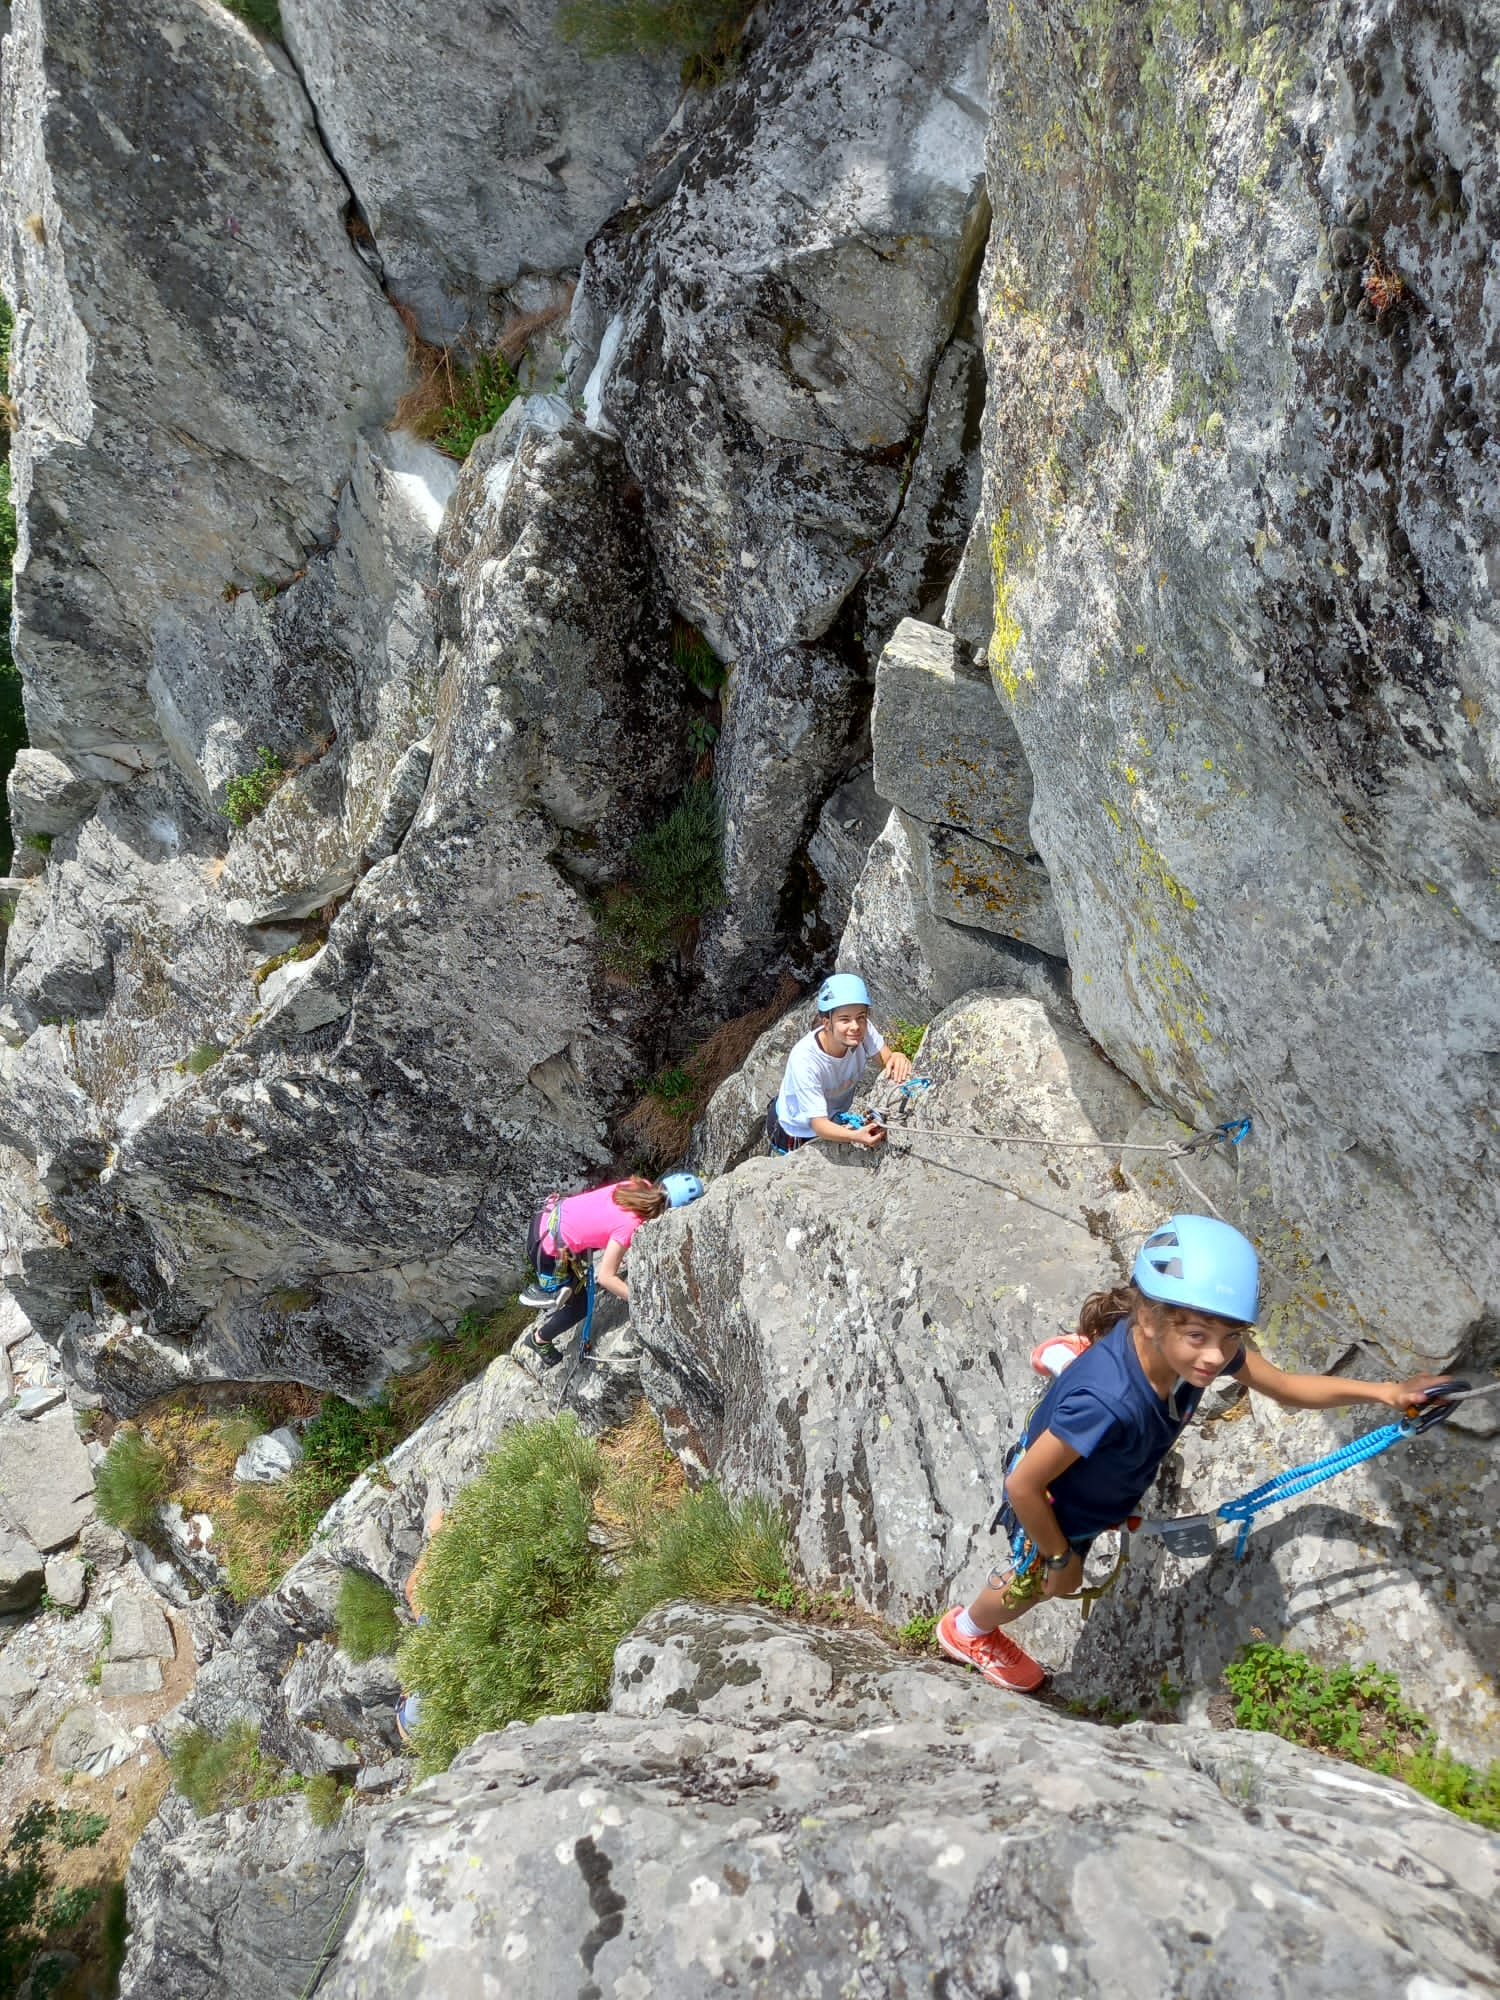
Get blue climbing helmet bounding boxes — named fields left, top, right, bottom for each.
left=661, top=1172, right=704, bottom=1209
left=1132, top=1214, right=1259, bottom=1324
left=817, top=972, right=870, bottom=1013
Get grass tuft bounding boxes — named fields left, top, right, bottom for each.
left=93, top=1431, right=174, bottom=1536
left=596, top=781, right=724, bottom=985
left=1225, top=1642, right=1500, bottom=1829
left=396, top=1409, right=787, bottom=1772
left=335, top=1570, right=402, bottom=1663
left=167, top=1720, right=265, bottom=1818
left=221, top=0, right=283, bottom=35
left=557, top=0, right=749, bottom=81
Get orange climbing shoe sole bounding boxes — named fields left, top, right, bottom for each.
left=1030, top=1333, right=1091, bottom=1379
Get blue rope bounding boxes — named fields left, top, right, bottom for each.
left=1215, top=1420, right=1412, bottom=1557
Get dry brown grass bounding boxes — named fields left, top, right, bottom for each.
left=391, top=292, right=574, bottom=440
left=622, top=973, right=801, bottom=1166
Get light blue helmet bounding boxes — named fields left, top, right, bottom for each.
left=817, top=973, right=870, bottom=1013
left=1132, top=1215, right=1259, bottom=1324
left=661, top=1172, right=704, bottom=1209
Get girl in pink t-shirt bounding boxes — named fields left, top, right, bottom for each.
left=521, top=1173, right=703, bottom=1365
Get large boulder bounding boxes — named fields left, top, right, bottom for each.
left=633, top=991, right=1500, bottom=1757
left=320, top=1607, right=1500, bottom=1999
left=836, top=808, right=1062, bottom=1025
left=978, top=0, right=1500, bottom=1362
left=0, top=1399, right=94, bottom=1551
left=280, top=0, right=682, bottom=346
left=0, top=0, right=406, bottom=774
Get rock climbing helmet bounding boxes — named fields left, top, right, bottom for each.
left=1131, top=1213, right=1259, bottom=1323
left=661, top=1172, right=705, bottom=1209
left=817, top=973, right=870, bottom=1013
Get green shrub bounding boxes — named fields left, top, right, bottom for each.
left=1225, top=1642, right=1500, bottom=1829
left=431, top=350, right=518, bottom=460
left=94, top=1431, right=174, bottom=1536
left=22, top=830, right=50, bottom=856
left=558, top=0, right=748, bottom=78
left=222, top=0, right=282, bottom=35
left=220, top=746, right=284, bottom=827
left=335, top=1569, right=402, bottom=1662
left=671, top=622, right=726, bottom=695
left=597, top=781, right=724, bottom=983
left=645, top=1064, right=696, bottom=1112
left=886, top=1019, right=927, bottom=1061
left=396, top=1415, right=787, bottom=1772
left=0, top=1802, right=108, bottom=1998
left=183, top=1042, right=223, bottom=1076
left=168, top=1719, right=270, bottom=1817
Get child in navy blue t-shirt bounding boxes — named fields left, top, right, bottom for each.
left=938, top=1214, right=1449, bottom=1693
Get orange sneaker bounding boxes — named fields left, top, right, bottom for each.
left=936, top=1608, right=1046, bottom=1692
left=1030, top=1332, right=1090, bottom=1379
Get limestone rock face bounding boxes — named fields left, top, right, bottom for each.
left=573, top=0, right=991, bottom=976
left=321, top=1608, right=1500, bottom=2000
left=1, top=413, right=691, bottom=1406
left=836, top=808, right=1061, bottom=1025
left=979, top=0, right=1500, bottom=1361
left=0, top=0, right=407, bottom=773
left=871, top=619, right=1063, bottom=955
left=280, top=0, right=682, bottom=345
left=634, top=992, right=1500, bottom=1757
left=120, top=1791, right=366, bottom=2000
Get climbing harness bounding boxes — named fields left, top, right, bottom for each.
left=554, top=1256, right=598, bottom=1411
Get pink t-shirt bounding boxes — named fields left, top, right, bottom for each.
left=554, top=1182, right=646, bottom=1256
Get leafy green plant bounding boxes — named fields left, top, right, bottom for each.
left=896, top=1611, right=939, bottom=1651
left=558, top=0, right=748, bottom=81
left=94, top=1431, right=173, bottom=1536
left=220, top=746, right=285, bottom=828
left=335, top=1569, right=402, bottom=1663
left=671, top=622, right=726, bottom=695
left=168, top=1719, right=292, bottom=1817
left=222, top=0, right=283, bottom=34
left=181, top=1042, right=223, bottom=1076
left=430, top=350, right=518, bottom=460
left=0, top=1802, right=109, bottom=1998
left=886, top=1019, right=927, bottom=1061
left=686, top=716, right=719, bottom=758
left=596, top=781, right=724, bottom=983
left=1225, top=1642, right=1500, bottom=1829
left=22, top=830, right=51, bottom=856
left=645, top=1064, right=696, bottom=1112
left=396, top=1414, right=787, bottom=1772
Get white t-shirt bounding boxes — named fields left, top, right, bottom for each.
left=775, top=1023, right=883, bottom=1139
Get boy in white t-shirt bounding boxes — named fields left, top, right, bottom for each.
left=766, top=973, right=914, bottom=1152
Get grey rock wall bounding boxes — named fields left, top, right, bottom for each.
left=978, top=0, right=1500, bottom=1362
left=573, top=0, right=992, bottom=978
left=0, top=0, right=406, bottom=773
left=280, top=0, right=682, bottom=345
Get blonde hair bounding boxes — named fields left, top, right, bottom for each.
left=611, top=1177, right=668, bottom=1221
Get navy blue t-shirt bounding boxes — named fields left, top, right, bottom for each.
left=1024, top=1319, right=1246, bottom=1538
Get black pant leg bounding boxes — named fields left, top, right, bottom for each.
left=534, top=1281, right=589, bottom=1346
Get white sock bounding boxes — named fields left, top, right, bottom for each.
left=956, top=1608, right=987, bottom=1640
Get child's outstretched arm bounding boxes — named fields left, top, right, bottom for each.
left=1237, top=1345, right=1452, bottom=1413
